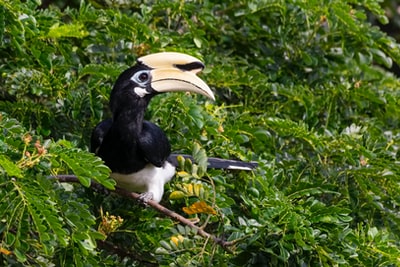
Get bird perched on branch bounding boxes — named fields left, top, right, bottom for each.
left=91, top=52, right=256, bottom=203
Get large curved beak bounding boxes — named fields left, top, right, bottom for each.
left=138, top=52, right=215, bottom=100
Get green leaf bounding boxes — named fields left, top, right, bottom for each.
left=79, top=63, right=125, bottom=78
left=14, top=248, right=27, bottom=262
left=193, top=37, right=202, bottom=48
left=59, top=153, right=91, bottom=187
left=0, top=154, right=22, bottom=178
left=371, top=48, right=393, bottom=68
left=188, top=104, right=205, bottom=129
left=47, top=23, right=89, bottom=38
left=53, top=141, right=113, bottom=189
left=192, top=142, right=208, bottom=176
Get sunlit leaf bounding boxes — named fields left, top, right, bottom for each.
left=0, top=155, right=22, bottom=178
left=47, top=23, right=89, bottom=38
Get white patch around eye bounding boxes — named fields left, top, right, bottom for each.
left=134, top=87, right=150, bottom=98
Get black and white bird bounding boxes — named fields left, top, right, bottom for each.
left=91, top=52, right=257, bottom=203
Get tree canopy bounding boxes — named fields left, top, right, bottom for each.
left=1, top=0, right=400, bottom=266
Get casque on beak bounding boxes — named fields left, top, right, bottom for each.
left=138, top=52, right=215, bottom=100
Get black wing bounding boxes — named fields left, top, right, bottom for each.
left=137, top=121, right=171, bottom=168
left=90, top=118, right=113, bottom=154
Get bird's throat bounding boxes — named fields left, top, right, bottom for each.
left=112, top=105, right=147, bottom=141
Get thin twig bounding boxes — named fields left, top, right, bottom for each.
left=52, top=175, right=235, bottom=252
left=97, top=240, right=158, bottom=266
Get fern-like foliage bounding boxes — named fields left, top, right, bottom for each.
left=0, top=113, right=110, bottom=265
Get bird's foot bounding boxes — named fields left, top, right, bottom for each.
left=138, top=192, right=154, bottom=205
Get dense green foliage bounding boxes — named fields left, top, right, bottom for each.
left=1, top=0, right=400, bottom=266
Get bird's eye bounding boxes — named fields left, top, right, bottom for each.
left=131, top=70, right=151, bottom=86
left=138, top=72, right=149, bottom=82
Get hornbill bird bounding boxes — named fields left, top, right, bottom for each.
left=91, top=52, right=257, bottom=203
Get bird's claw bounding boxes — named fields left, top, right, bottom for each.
left=138, top=192, right=153, bottom=205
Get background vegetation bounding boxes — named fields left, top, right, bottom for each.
left=1, top=0, right=400, bottom=266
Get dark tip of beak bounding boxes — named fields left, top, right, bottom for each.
left=174, top=61, right=205, bottom=72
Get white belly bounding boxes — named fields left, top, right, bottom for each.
left=111, top=162, right=176, bottom=203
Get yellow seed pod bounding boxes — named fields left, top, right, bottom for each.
left=169, top=190, right=186, bottom=200
left=193, top=184, right=202, bottom=197
left=170, top=234, right=184, bottom=247
left=186, top=183, right=194, bottom=195
left=184, top=158, right=193, bottom=171
left=176, top=155, right=185, bottom=170
left=177, top=171, right=190, bottom=178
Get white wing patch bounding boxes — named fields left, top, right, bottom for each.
left=226, top=165, right=253, bottom=171
left=134, top=87, right=150, bottom=98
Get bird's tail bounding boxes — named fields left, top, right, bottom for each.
left=168, top=154, right=257, bottom=171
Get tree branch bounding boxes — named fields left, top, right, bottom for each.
left=53, top=175, right=235, bottom=252
left=97, top=240, right=158, bottom=266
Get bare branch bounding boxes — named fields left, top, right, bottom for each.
left=52, top=175, right=235, bottom=252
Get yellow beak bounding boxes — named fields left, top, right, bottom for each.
left=138, top=52, right=215, bottom=100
